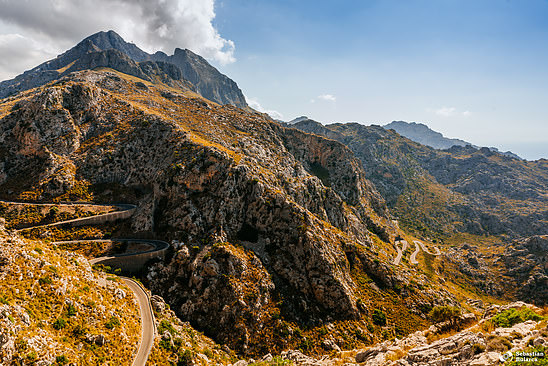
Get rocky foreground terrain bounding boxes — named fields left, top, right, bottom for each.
left=0, top=222, right=140, bottom=365
left=275, top=302, right=547, bottom=366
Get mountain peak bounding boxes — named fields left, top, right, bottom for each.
left=288, top=116, right=310, bottom=124
left=384, top=120, right=471, bottom=150
left=0, top=31, right=248, bottom=108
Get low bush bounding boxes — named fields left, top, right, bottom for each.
left=491, top=308, right=543, bottom=328
left=372, top=309, right=387, bottom=326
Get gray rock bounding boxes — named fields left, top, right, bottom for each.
left=151, top=295, right=166, bottom=313
left=232, top=361, right=248, bottom=366
left=322, top=339, right=341, bottom=352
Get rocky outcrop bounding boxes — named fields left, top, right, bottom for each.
left=350, top=302, right=547, bottom=366
left=503, top=235, right=548, bottom=305
left=152, top=47, right=248, bottom=108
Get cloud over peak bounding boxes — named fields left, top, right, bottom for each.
left=245, top=95, right=283, bottom=120
left=0, top=0, right=235, bottom=80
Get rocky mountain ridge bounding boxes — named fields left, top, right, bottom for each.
left=384, top=120, right=522, bottom=159
left=0, top=30, right=247, bottom=108
left=290, top=118, right=547, bottom=241
left=383, top=121, right=471, bottom=150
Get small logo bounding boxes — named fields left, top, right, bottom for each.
left=500, top=351, right=513, bottom=362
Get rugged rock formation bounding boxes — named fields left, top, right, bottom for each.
left=151, top=47, right=248, bottom=108
left=0, top=30, right=247, bottom=108
left=503, top=235, right=548, bottom=306
left=290, top=119, right=548, bottom=240
left=0, top=70, right=448, bottom=354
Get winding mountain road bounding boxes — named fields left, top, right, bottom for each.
left=393, top=240, right=408, bottom=265
left=410, top=240, right=421, bottom=265
left=410, top=240, right=441, bottom=265
left=417, top=240, right=441, bottom=256
left=3, top=201, right=162, bottom=366
left=123, top=278, right=156, bottom=366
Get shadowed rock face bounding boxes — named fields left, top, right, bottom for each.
left=0, top=30, right=248, bottom=108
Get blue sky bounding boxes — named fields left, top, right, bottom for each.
left=212, top=0, right=548, bottom=160
left=0, top=0, right=546, bottom=159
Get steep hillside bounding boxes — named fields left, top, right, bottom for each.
left=0, top=69, right=459, bottom=356
left=0, top=226, right=141, bottom=365
left=0, top=30, right=247, bottom=108
left=292, top=119, right=548, bottom=242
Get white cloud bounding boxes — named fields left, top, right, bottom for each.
left=245, top=95, right=283, bottom=120
left=318, top=94, right=336, bottom=102
left=0, top=0, right=235, bottom=80
left=0, top=33, right=56, bottom=80
left=429, top=106, right=471, bottom=118
left=435, top=106, right=456, bottom=117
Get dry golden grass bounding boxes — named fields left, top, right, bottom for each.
left=0, top=231, right=141, bottom=365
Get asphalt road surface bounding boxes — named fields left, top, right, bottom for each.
left=393, top=240, right=408, bottom=265
left=122, top=278, right=156, bottom=366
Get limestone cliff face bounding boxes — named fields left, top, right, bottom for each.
left=0, top=70, right=441, bottom=354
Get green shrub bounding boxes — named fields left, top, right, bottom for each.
left=177, top=349, right=193, bottom=366
left=372, top=309, right=387, bottom=326
left=203, top=348, right=213, bottom=359
left=38, top=276, right=52, bottom=286
left=55, top=355, right=68, bottom=365
left=67, top=304, right=77, bottom=317
left=158, top=319, right=177, bottom=335
left=105, top=316, right=120, bottom=329
left=491, top=308, right=543, bottom=328
left=159, top=338, right=172, bottom=350
left=429, top=306, right=461, bottom=325
left=26, top=351, right=37, bottom=361
left=53, top=318, right=67, bottom=330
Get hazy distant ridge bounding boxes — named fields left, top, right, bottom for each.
left=383, top=121, right=470, bottom=150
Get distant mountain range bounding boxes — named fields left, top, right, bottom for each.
left=383, top=120, right=521, bottom=159
left=0, top=30, right=247, bottom=108
left=383, top=121, right=471, bottom=150
left=290, top=117, right=547, bottom=240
